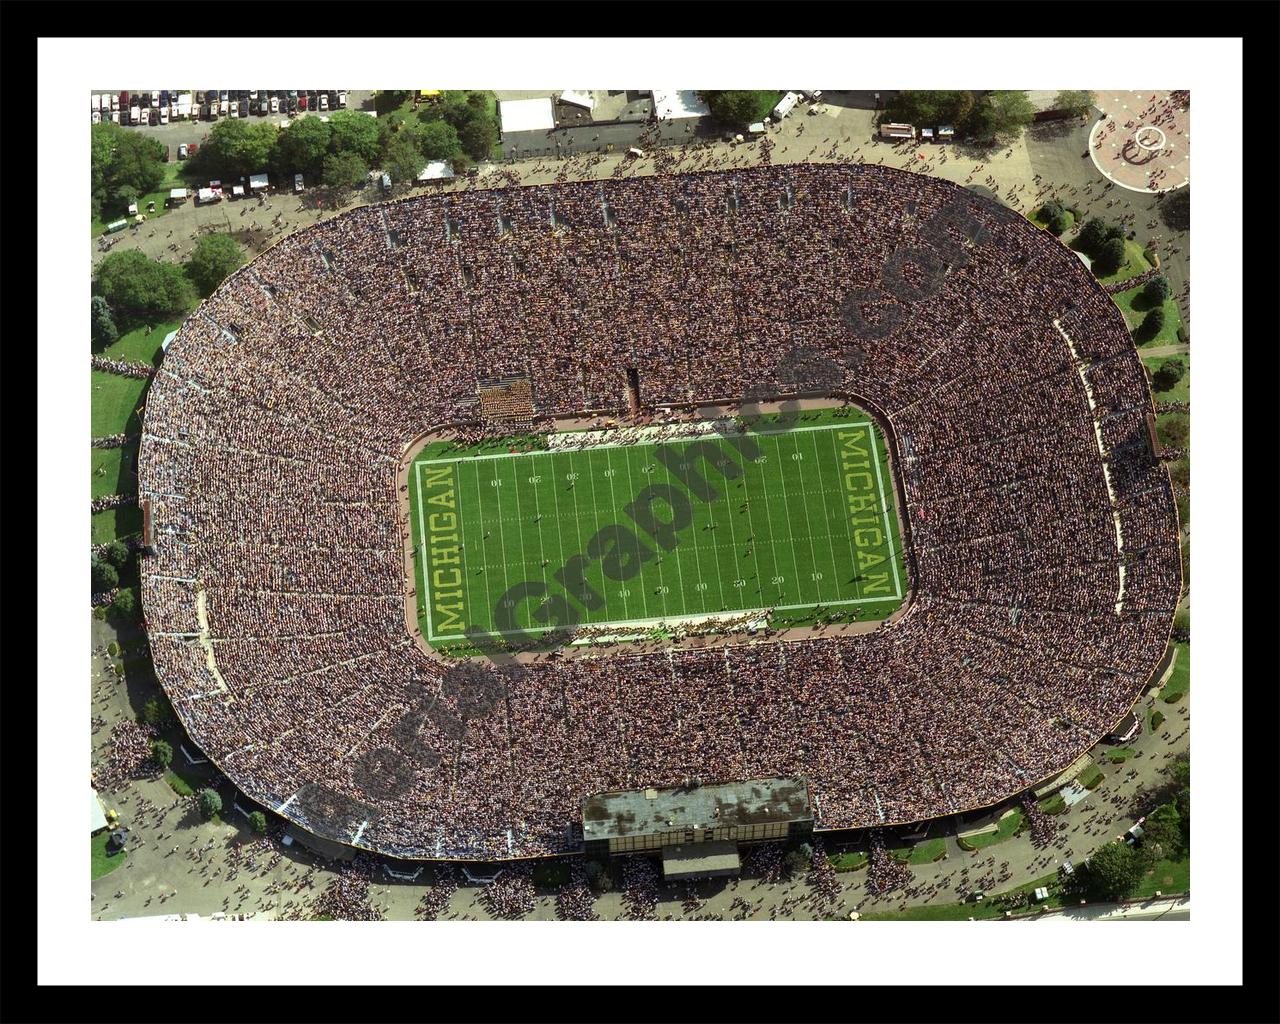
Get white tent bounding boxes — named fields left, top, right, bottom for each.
left=417, top=160, right=455, bottom=182
left=652, top=90, right=710, bottom=120
left=90, top=790, right=107, bottom=834
left=169, top=188, right=188, bottom=202
left=558, top=90, right=594, bottom=112
left=499, top=96, right=555, bottom=134
left=161, top=330, right=178, bottom=353
left=249, top=173, right=269, bottom=191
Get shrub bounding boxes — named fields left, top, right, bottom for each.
left=1049, top=211, right=1071, bottom=236
left=1076, top=217, right=1109, bottom=254
left=1039, top=199, right=1065, bottom=223
left=248, top=810, right=268, bottom=833
left=1150, top=359, right=1184, bottom=393
left=109, top=588, right=137, bottom=620
left=92, top=558, right=119, bottom=592
left=1142, top=276, right=1171, bottom=304
left=150, top=739, right=174, bottom=769
left=91, top=296, right=118, bottom=352
left=103, top=540, right=132, bottom=569
left=1138, top=306, right=1166, bottom=340
left=143, top=694, right=174, bottom=728
left=1094, top=236, right=1127, bottom=276
left=107, top=640, right=121, bottom=657
left=197, top=787, right=223, bottom=819
left=1150, top=710, right=1165, bottom=730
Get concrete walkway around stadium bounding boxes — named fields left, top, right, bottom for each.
left=92, top=96, right=1189, bottom=336
left=91, top=603, right=1190, bottom=922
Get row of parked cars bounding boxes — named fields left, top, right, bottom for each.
left=92, top=90, right=347, bottom=126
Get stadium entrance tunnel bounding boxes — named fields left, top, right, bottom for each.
left=403, top=398, right=912, bottom=659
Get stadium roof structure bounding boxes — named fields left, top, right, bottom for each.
left=582, top=778, right=812, bottom=841
left=652, top=89, right=710, bottom=120
left=138, top=162, right=1180, bottom=862
left=498, top=96, right=555, bottom=134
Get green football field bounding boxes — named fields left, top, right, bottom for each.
left=408, top=407, right=907, bottom=652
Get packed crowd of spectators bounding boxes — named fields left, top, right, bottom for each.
left=137, top=162, right=1181, bottom=860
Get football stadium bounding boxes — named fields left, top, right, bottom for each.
left=137, top=162, right=1181, bottom=861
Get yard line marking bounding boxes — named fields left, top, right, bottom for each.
left=599, top=446, right=631, bottom=622
left=791, top=430, right=824, bottom=607
left=491, top=460, right=512, bottom=625
left=659, top=445, right=689, bottom=618
left=816, top=428, right=845, bottom=606
left=621, top=444, right=653, bottom=620
left=771, top=433, right=806, bottom=605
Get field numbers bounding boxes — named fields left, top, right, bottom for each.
left=566, top=472, right=579, bottom=481
left=603, top=468, right=617, bottom=478
left=490, top=478, right=502, bottom=487
left=771, top=576, right=785, bottom=586
left=811, top=572, right=824, bottom=581
left=655, top=585, right=670, bottom=595
left=528, top=475, right=542, bottom=484
left=694, top=582, right=708, bottom=592
left=790, top=452, right=804, bottom=461
left=733, top=579, right=746, bottom=588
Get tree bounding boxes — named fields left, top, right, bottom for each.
left=1140, top=306, right=1167, bottom=340
left=92, top=558, right=119, bottom=592
left=1142, top=802, right=1183, bottom=860
left=186, top=233, right=245, bottom=298
left=1142, top=276, right=1171, bottom=304
left=321, top=151, right=369, bottom=191
left=699, top=90, right=778, bottom=126
left=783, top=848, right=810, bottom=878
left=103, top=539, right=131, bottom=569
left=328, top=109, right=384, bottom=165
left=110, top=588, right=137, bottom=619
left=885, top=90, right=975, bottom=129
left=1094, top=236, right=1128, bottom=276
left=383, top=135, right=426, bottom=183
left=272, top=116, right=333, bottom=177
left=248, top=810, right=268, bottom=833
left=374, top=90, right=411, bottom=115
left=1052, top=90, right=1096, bottom=118
left=94, top=250, right=196, bottom=325
left=197, top=787, right=223, bottom=819
left=143, top=695, right=174, bottom=728
left=191, top=119, right=278, bottom=180
left=150, top=739, right=174, bottom=769
left=1150, top=359, right=1185, bottom=393
left=1049, top=211, right=1071, bottom=236
left=1076, top=217, right=1109, bottom=255
left=458, top=116, right=498, bottom=162
left=91, top=296, right=118, bottom=352
left=91, top=122, right=167, bottom=218
left=966, top=91, right=1036, bottom=145
left=403, top=119, right=462, bottom=161
left=1081, top=841, right=1144, bottom=900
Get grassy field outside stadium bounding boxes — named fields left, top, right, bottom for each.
left=409, top=406, right=907, bottom=652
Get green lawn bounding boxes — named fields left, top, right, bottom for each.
left=92, top=160, right=193, bottom=237
left=1084, top=238, right=1153, bottom=288
left=1142, top=354, right=1190, bottom=403
left=410, top=406, right=907, bottom=654
left=1113, top=286, right=1183, bottom=347
left=889, top=838, right=947, bottom=864
left=1076, top=763, right=1105, bottom=790
left=861, top=872, right=1064, bottom=920
left=531, top=861, right=571, bottom=888
left=828, top=851, right=869, bottom=872
left=1156, top=412, right=1189, bottom=449
left=1161, top=642, right=1189, bottom=704
left=1134, top=855, right=1190, bottom=899
left=92, top=505, right=144, bottom=545
left=91, top=370, right=149, bottom=438
left=103, top=312, right=192, bottom=365
left=1107, top=747, right=1135, bottom=764
left=1038, top=793, right=1067, bottom=815
left=92, top=444, right=139, bottom=500
left=1028, top=207, right=1074, bottom=235
left=957, top=809, right=1024, bottom=851
left=91, top=830, right=126, bottom=879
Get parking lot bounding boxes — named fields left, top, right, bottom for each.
left=91, top=89, right=376, bottom=154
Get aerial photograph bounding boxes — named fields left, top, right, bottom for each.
left=81, top=79, right=1198, bottom=930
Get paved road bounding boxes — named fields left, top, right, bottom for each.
left=1025, top=896, right=1190, bottom=922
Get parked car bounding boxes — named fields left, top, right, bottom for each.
left=188, top=143, right=198, bottom=157
left=287, top=97, right=298, bottom=113
left=151, top=90, right=160, bottom=107
left=130, top=104, right=140, bottom=123
left=160, top=89, right=169, bottom=106
left=229, top=100, right=238, bottom=118
left=152, top=109, right=162, bottom=126
left=160, top=106, right=169, bottom=125
left=269, top=96, right=279, bottom=114
left=220, top=99, right=229, bottom=116
left=178, top=143, right=188, bottom=159
left=294, top=173, right=304, bottom=193
left=299, top=94, right=308, bottom=111
left=318, top=93, right=328, bottom=111
left=116, top=91, right=125, bottom=109
left=220, top=90, right=229, bottom=103
left=111, top=110, right=120, bottom=124
left=337, top=91, right=347, bottom=108
left=92, top=109, right=101, bottom=124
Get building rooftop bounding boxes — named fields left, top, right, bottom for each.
left=581, top=777, right=811, bottom=840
